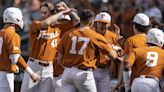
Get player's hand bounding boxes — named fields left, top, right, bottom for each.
left=112, top=45, right=124, bottom=57
left=111, top=84, right=118, bottom=92
left=117, top=49, right=124, bottom=57
left=30, top=73, right=40, bottom=82
left=114, top=24, right=120, bottom=36
left=117, top=57, right=123, bottom=62
left=57, top=2, right=69, bottom=11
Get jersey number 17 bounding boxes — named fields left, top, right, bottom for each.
left=70, top=36, right=90, bottom=55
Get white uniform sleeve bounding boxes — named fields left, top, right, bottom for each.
left=9, top=54, right=20, bottom=64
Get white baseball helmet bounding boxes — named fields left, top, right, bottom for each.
left=3, top=7, right=24, bottom=29
left=133, top=13, right=150, bottom=26
left=94, top=12, right=111, bottom=23
left=147, top=28, right=164, bottom=47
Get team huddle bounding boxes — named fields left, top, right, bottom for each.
left=0, top=1, right=164, bottom=92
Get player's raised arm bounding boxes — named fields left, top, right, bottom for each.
left=40, top=2, right=75, bottom=29
left=56, top=2, right=80, bottom=26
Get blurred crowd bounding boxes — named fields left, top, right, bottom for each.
left=0, top=0, right=164, bottom=56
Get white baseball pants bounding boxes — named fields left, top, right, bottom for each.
left=61, top=67, right=97, bottom=92
left=131, top=77, right=160, bottom=92
left=93, top=67, right=111, bottom=92
left=21, top=60, right=54, bottom=92
left=53, top=74, right=62, bottom=92
left=160, top=76, right=164, bottom=92
left=0, top=72, right=14, bottom=92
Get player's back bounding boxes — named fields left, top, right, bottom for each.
left=132, top=46, right=164, bottom=79
left=124, top=34, right=147, bottom=54
left=59, top=26, right=111, bottom=69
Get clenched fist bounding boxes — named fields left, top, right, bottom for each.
left=30, top=73, right=40, bottom=82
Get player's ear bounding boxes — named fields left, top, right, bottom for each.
left=88, top=20, right=94, bottom=27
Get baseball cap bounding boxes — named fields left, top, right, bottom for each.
left=94, top=12, right=111, bottom=23
left=58, top=15, right=71, bottom=20
left=133, top=13, right=150, bottom=26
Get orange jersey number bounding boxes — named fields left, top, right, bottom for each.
left=70, top=36, right=90, bottom=55
left=146, top=51, right=158, bottom=67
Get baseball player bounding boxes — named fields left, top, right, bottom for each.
left=52, top=14, right=73, bottom=92
left=123, top=28, right=164, bottom=92
left=57, top=9, right=117, bottom=92
left=0, top=7, right=40, bottom=92
left=124, top=13, right=150, bottom=55
left=123, top=13, right=150, bottom=91
left=92, top=12, right=121, bottom=92
left=53, top=2, right=80, bottom=92
left=21, top=1, right=79, bottom=92
left=149, top=16, right=164, bottom=91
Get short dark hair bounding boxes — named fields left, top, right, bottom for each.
left=40, top=1, right=55, bottom=14
left=150, top=17, right=164, bottom=30
left=133, top=23, right=150, bottom=33
left=147, top=43, right=159, bottom=47
left=79, top=9, right=95, bottom=25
